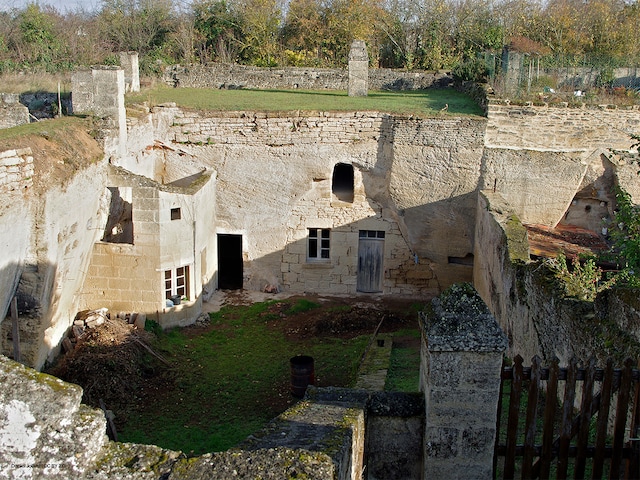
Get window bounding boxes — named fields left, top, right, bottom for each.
left=165, top=265, right=190, bottom=300
left=308, top=228, right=330, bottom=261
left=170, top=207, right=181, bottom=220
left=359, top=230, right=385, bottom=239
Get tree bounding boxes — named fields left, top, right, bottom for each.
left=97, top=0, right=174, bottom=56
left=322, top=0, right=388, bottom=66
left=12, top=3, right=68, bottom=70
left=281, top=0, right=326, bottom=65
left=193, top=0, right=244, bottom=63
left=235, top=0, right=283, bottom=66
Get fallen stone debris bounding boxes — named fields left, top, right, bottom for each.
left=62, top=308, right=147, bottom=353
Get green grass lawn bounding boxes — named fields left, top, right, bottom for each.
left=385, top=328, right=422, bottom=392
left=128, top=86, right=484, bottom=117
left=119, top=300, right=370, bottom=454
left=117, top=299, right=422, bottom=455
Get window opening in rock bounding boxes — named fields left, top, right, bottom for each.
left=448, top=253, right=474, bottom=266
left=308, top=228, right=331, bottom=261
left=332, top=163, right=354, bottom=203
left=102, top=187, right=133, bottom=244
left=171, top=207, right=181, bottom=220
left=165, top=265, right=190, bottom=302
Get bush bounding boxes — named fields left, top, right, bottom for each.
left=452, top=57, right=488, bottom=83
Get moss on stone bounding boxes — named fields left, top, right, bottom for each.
left=504, top=214, right=529, bottom=262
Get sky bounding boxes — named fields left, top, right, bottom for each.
left=0, top=0, right=196, bottom=13
left=0, top=0, right=103, bottom=13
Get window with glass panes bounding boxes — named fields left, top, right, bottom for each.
left=164, top=265, right=189, bottom=300
left=307, top=228, right=330, bottom=261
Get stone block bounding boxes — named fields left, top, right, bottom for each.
left=424, top=426, right=458, bottom=458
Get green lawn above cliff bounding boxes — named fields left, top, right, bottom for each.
left=127, top=86, right=484, bottom=117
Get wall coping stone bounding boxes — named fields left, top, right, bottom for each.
left=422, top=283, right=508, bottom=353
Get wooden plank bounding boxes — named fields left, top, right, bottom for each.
left=557, top=357, right=578, bottom=480
left=626, top=359, right=640, bottom=480
left=494, top=359, right=507, bottom=479
left=609, top=359, right=633, bottom=480
left=575, top=357, right=596, bottom=479
left=504, top=355, right=524, bottom=480
left=10, top=297, right=20, bottom=363
left=501, top=366, right=639, bottom=383
left=522, top=355, right=541, bottom=479
left=592, top=359, right=614, bottom=480
left=537, top=357, right=560, bottom=480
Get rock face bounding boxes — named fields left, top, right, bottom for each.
left=0, top=355, right=108, bottom=479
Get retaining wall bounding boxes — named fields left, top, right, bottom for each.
left=473, top=190, right=640, bottom=365
left=486, top=101, right=640, bottom=152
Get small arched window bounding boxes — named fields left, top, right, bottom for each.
left=332, top=163, right=354, bottom=203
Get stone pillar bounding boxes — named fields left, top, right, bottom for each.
left=71, top=66, right=127, bottom=158
left=119, top=51, right=140, bottom=93
left=348, top=40, right=368, bottom=97
left=420, top=283, right=507, bottom=479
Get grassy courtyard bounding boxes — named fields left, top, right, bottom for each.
left=127, top=86, right=484, bottom=117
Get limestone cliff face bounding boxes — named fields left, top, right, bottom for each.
left=0, top=122, right=108, bottom=370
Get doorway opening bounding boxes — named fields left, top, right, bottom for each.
left=217, top=234, right=243, bottom=290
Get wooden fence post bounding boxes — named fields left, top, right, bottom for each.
left=10, top=297, right=20, bottom=363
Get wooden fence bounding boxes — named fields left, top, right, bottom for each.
left=494, top=355, right=640, bottom=479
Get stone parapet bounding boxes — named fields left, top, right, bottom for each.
left=0, top=355, right=107, bottom=479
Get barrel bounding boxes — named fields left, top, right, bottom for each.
left=290, top=355, right=315, bottom=398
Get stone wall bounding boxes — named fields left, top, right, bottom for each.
left=0, top=148, right=33, bottom=192
left=157, top=107, right=485, bottom=296
left=163, top=63, right=451, bottom=90
left=0, top=93, right=29, bottom=129
left=365, top=392, right=424, bottom=480
left=486, top=102, right=639, bottom=152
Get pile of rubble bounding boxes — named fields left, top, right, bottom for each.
left=61, top=308, right=147, bottom=353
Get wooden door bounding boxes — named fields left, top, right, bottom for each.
left=357, top=230, right=385, bottom=293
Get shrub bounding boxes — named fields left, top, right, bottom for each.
left=452, top=57, right=488, bottom=83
